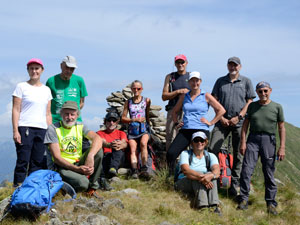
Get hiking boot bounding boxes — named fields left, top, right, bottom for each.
left=213, top=206, right=222, bottom=216
left=85, top=188, right=103, bottom=200
left=99, top=178, right=114, bottom=191
left=139, top=165, right=150, bottom=180
left=267, top=204, right=278, bottom=215
left=237, top=200, right=248, bottom=210
left=109, top=167, right=118, bottom=177
left=131, top=169, right=138, bottom=179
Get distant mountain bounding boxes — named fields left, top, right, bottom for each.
left=0, top=140, right=16, bottom=182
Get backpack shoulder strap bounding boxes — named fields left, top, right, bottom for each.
left=204, top=150, right=211, bottom=172
left=188, top=149, right=193, bottom=165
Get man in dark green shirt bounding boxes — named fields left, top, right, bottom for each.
left=237, top=81, right=286, bottom=215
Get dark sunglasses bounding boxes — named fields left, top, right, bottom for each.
left=258, top=89, right=269, bottom=94
left=193, top=137, right=206, bottom=143
left=175, top=60, right=185, bottom=65
left=107, top=118, right=117, bottom=122
left=132, top=88, right=142, bottom=91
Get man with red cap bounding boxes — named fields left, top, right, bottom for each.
left=162, top=54, right=190, bottom=151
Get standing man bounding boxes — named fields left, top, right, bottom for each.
left=44, top=101, right=103, bottom=197
left=162, top=54, right=190, bottom=151
left=237, top=82, right=285, bottom=215
left=46, top=55, right=88, bottom=123
left=208, top=56, right=256, bottom=195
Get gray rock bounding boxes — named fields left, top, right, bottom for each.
left=45, top=218, right=63, bottom=225
left=106, top=95, right=114, bottom=101
left=117, top=168, right=130, bottom=176
left=86, top=199, right=101, bottom=210
left=122, top=87, right=132, bottom=93
left=0, top=197, right=10, bottom=215
left=112, top=91, right=125, bottom=99
left=111, top=219, right=122, bottom=225
left=122, top=92, right=132, bottom=99
left=61, top=221, right=74, bottom=225
left=120, top=188, right=139, bottom=195
left=108, top=102, right=123, bottom=107
left=107, top=97, right=124, bottom=104
left=149, top=110, right=160, bottom=117
left=150, top=105, right=162, bottom=111
left=76, top=215, right=87, bottom=224
left=101, top=198, right=124, bottom=210
left=153, top=126, right=166, bottom=132
left=73, top=203, right=89, bottom=212
left=87, top=214, right=111, bottom=225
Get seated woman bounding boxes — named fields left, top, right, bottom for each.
left=122, top=80, right=151, bottom=179
left=166, top=71, right=225, bottom=173
left=175, top=131, right=221, bottom=214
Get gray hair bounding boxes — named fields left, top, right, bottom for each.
left=131, top=80, right=143, bottom=88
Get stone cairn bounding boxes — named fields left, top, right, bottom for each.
left=105, top=85, right=167, bottom=168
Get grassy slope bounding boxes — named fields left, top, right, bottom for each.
left=275, top=123, right=300, bottom=188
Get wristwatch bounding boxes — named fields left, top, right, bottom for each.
left=238, top=114, right=244, bottom=121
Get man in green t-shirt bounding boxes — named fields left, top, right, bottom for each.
left=46, top=55, right=88, bottom=123
left=237, top=81, right=286, bottom=215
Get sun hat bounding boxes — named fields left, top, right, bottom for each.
left=174, top=54, right=187, bottom=62
left=227, top=56, right=241, bottom=65
left=189, top=71, right=201, bottom=80
left=191, top=131, right=207, bottom=141
left=62, top=55, right=77, bottom=68
left=27, top=58, right=43, bottom=67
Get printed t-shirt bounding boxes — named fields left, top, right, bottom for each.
left=46, top=74, right=88, bottom=123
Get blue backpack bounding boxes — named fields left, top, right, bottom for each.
left=9, top=170, right=76, bottom=219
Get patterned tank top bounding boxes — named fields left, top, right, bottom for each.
left=128, top=97, right=147, bottom=119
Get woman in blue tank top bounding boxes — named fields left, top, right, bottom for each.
left=166, top=71, right=225, bottom=173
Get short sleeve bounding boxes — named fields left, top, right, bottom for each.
left=82, top=122, right=91, bottom=136
left=211, top=79, right=220, bottom=97
left=119, top=131, right=128, bottom=142
left=209, top=153, right=219, bottom=168
left=12, top=83, right=23, bottom=98
left=44, top=124, right=58, bottom=144
left=179, top=150, right=190, bottom=166
left=78, top=77, right=88, bottom=98
left=277, top=104, right=285, bottom=122
left=245, top=78, right=256, bottom=100
left=46, top=86, right=53, bottom=101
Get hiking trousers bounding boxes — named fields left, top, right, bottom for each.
left=101, top=149, right=125, bottom=178
left=57, top=148, right=103, bottom=191
left=165, top=108, right=183, bottom=151
left=13, top=127, right=47, bottom=185
left=175, top=177, right=219, bottom=207
left=239, top=133, right=277, bottom=207
left=208, top=124, right=243, bottom=187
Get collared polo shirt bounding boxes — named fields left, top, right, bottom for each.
left=212, top=74, right=256, bottom=126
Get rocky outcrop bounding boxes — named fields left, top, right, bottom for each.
left=104, top=85, right=167, bottom=166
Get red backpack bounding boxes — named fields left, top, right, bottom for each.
left=218, top=146, right=233, bottom=189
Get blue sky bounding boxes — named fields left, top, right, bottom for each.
left=0, top=0, right=299, bottom=141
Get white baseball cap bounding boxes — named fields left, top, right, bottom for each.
left=189, top=71, right=201, bottom=80
left=191, top=131, right=207, bottom=141
left=62, top=55, right=77, bottom=68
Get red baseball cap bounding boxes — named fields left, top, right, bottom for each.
left=174, top=54, right=187, bottom=62
left=27, top=58, right=44, bottom=67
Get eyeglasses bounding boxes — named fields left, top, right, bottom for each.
left=132, top=88, right=142, bottom=91
left=175, top=60, right=185, bottom=65
left=107, top=118, right=117, bottom=122
left=258, top=89, right=269, bottom=94
left=193, top=138, right=206, bottom=143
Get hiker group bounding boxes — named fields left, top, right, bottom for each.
left=12, top=54, right=286, bottom=216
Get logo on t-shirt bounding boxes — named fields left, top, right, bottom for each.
left=60, top=136, right=79, bottom=154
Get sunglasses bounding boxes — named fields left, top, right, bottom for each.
left=175, top=60, right=185, bottom=65
left=258, top=89, right=269, bottom=94
left=132, top=88, right=142, bottom=91
left=107, top=118, right=117, bottom=122
left=193, top=138, right=206, bottom=143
